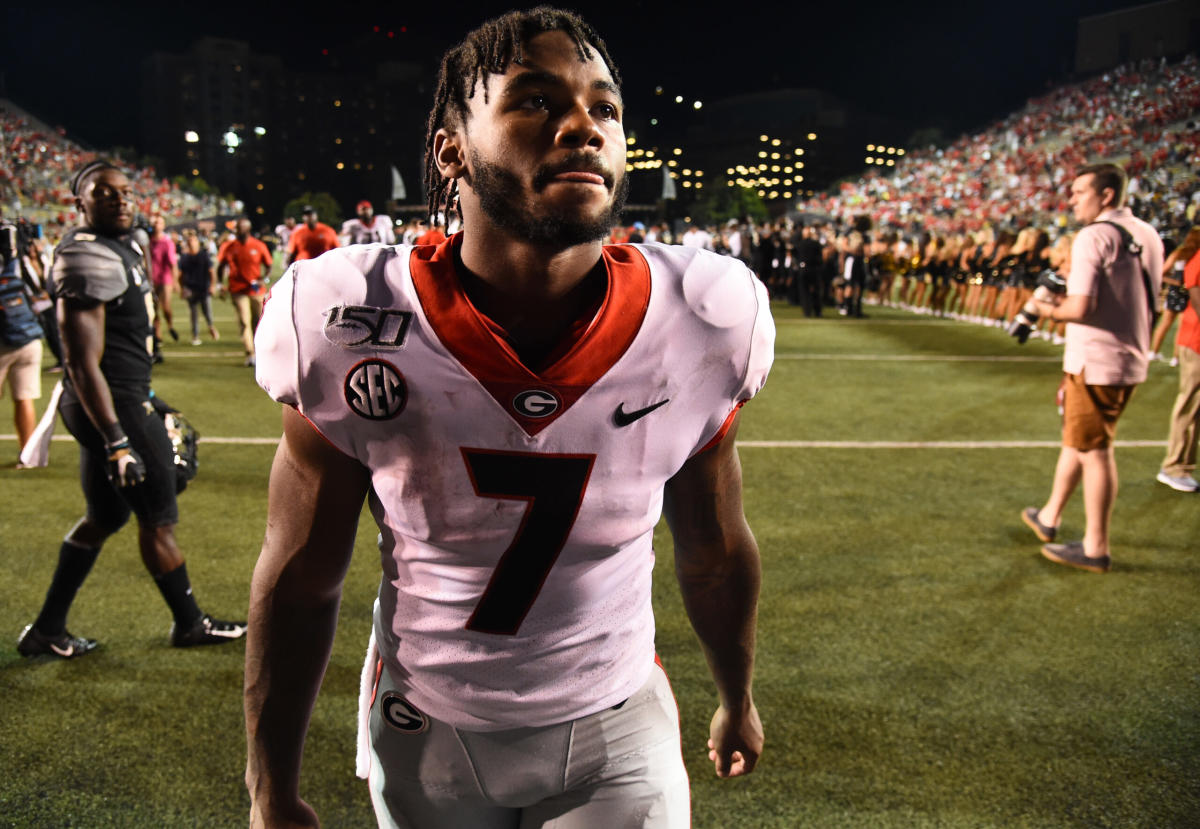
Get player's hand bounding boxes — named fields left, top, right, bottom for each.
left=249, top=797, right=319, bottom=829
left=104, top=438, right=146, bottom=488
left=707, top=700, right=763, bottom=778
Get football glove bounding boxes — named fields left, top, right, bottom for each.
left=105, top=438, right=146, bottom=488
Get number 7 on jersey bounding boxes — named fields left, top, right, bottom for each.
left=460, top=449, right=595, bottom=636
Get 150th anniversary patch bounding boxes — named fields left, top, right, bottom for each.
left=324, top=304, right=413, bottom=348
left=345, top=359, right=407, bottom=420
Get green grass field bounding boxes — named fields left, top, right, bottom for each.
left=1, top=297, right=1197, bottom=828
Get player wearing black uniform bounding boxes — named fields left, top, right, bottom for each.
left=17, top=161, right=245, bottom=659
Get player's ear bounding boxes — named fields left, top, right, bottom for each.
left=434, top=129, right=466, bottom=180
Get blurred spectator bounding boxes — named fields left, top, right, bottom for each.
left=286, top=206, right=339, bottom=265
left=148, top=215, right=179, bottom=349
left=218, top=217, right=272, bottom=367
left=1156, top=240, right=1200, bottom=492
left=179, top=231, right=218, bottom=345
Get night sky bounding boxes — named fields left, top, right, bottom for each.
left=3, top=0, right=1143, bottom=153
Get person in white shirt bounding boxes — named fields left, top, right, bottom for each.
left=681, top=223, right=713, bottom=250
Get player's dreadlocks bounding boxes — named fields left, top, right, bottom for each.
left=422, top=6, right=622, bottom=224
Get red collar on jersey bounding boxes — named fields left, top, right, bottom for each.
left=409, top=233, right=651, bottom=436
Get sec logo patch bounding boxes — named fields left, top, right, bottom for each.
left=345, top=359, right=407, bottom=420
left=381, top=692, right=428, bottom=734
left=512, top=389, right=559, bottom=418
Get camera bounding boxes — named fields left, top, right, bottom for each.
left=1006, top=270, right=1067, bottom=344
left=0, top=218, right=42, bottom=265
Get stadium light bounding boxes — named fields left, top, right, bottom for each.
left=254, top=126, right=266, bottom=136
left=897, top=149, right=906, bottom=156
left=771, top=138, right=781, bottom=146
left=866, top=157, right=874, bottom=164
left=650, top=118, right=658, bottom=125
left=184, top=131, right=199, bottom=143
left=758, top=151, right=767, bottom=158
left=808, top=133, right=817, bottom=140
left=867, top=144, right=875, bottom=151
left=673, top=147, right=682, bottom=155
left=795, top=148, right=804, bottom=155
left=759, top=135, right=768, bottom=142
left=223, top=130, right=240, bottom=148
left=627, top=136, right=636, bottom=145
left=675, top=95, right=683, bottom=103
left=693, top=100, right=702, bottom=109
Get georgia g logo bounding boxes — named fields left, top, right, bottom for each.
left=512, top=389, right=559, bottom=418
left=345, top=359, right=407, bottom=420
left=380, top=692, right=428, bottom=734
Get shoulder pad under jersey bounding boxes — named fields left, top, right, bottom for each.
left=52, top=234, right=132, bottom=304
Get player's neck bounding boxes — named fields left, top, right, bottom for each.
left=454, top=234, right=606, bottom=368
left=458, top=226, right=604, bottom=303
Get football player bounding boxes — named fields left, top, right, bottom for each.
left=340, top=200, right=396, bottom=247
left=17, top=161, right=246, bottom=658
left=244, top=8, right=772, bottom=828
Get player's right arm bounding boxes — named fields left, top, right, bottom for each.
left=245, top=405, right=370, bottom=829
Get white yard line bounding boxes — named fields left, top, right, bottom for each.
left=3, top=436, right=1167, bottom=449
left=773, top=353, right=1061, bottom=362
left=738, top=440, right=1167, bottom=449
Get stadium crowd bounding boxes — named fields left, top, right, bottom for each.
left=1, top=102, right=235, bottom=242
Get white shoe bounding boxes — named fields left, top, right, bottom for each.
left=191, top=338, right=201, bottom=346
left=1052, top=334, right=1065, bottom=345
left=1169, top=356, right=1179, bottom=368
left=1156, top=470, right=1199, bottom=492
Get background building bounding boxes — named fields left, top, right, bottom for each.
left=141, top=37, right=427, bottom=223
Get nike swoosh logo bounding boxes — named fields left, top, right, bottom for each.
left=208, top=625, right=247, bottom=638
left=50, top=643, right=75, bottom=657
left=613, top=399, right=670, bottom=427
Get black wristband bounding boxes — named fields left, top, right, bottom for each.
left=102, top=424, right=129, bottom=450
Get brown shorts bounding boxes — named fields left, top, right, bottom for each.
left=1061, top=372, right=1134, bottom=451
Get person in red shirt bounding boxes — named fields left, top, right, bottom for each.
left=217, top=217, right=272, bottom=367
left=1157, top=241, right=1200, bottom=492
left=286, top=206, right=339, bottom=265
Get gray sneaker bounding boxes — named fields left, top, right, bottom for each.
left=1041, top=541, right=1111, bottom=573
left=1021, top=507, right=1057, bottom=543
left=1156, top=470, right=1199, bottom=492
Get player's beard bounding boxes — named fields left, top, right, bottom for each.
left=466, top=150, right=629, bottom=246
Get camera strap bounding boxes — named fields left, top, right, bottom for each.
left=1092, top=220, right=1158, bottom=347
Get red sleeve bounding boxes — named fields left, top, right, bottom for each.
left=1185, top=250, right=1200, bottom=289
left=217, top=240, right=231, bottom=263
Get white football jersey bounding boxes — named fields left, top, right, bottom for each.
left=341, top=215, right=396, bottom=246
left=256, top=236, right=774, bottom=731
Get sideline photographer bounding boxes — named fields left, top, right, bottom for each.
left=1020, top=163, right=1163, bottom=573
left=0, top=219, right=44, bottom=463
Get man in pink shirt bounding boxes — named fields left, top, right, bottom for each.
left=1021, top=163, right=1163, bottom=573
